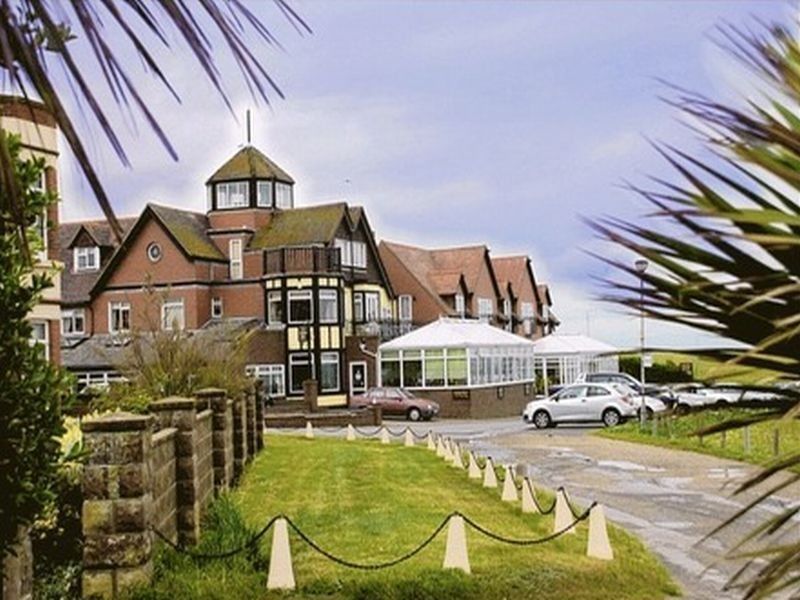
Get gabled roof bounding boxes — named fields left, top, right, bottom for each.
left=249, top=202, right=347, bottom=249
left=532, top=334, right=615, bottom=356
left=206, top=146, right=294, bottom=184
left=538, top=284, right=553, bottom=306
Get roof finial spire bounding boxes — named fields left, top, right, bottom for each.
left=246, top=109, right=252, bottom=145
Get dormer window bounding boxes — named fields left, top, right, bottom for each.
left=257, top=181, right=272, bottom=208
left=74, top=246, right=100, bottom=272
left=216, top=181, right=249, bottom=209
left=275, top=182, right=293, bottom=209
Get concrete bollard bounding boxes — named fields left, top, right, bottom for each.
left=266, top=518, right=295, bottom=590
left=404, top=429, right=414, bottom=447
left=442, top=515, right=471, bottom=574
left=346, top=424, right=356, bottom=442
left=436, top=437, right=446, bottom=457
left=380, top=426, right=390, bottom=445
left=443, top=438, right=454, bottom=461
left=427, top=432, right=436, bottom=450
left=452, top=445, right=465, bottom=469
left=554, top=488, right=577, bottom=535
left=467, top=452, right=482, bottom=479
left=501, top=466, right=518, bottom=502
left=587, top=504, right=614, bottom=560
left=305, top=422, right=314, bottom=439
left=521, top=478, right=539, bottom=514
left=482, top=458, right=498, bottom=488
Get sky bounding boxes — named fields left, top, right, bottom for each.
left=52, top=0, right=795, bottom=350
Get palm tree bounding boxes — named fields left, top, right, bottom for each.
left=0, top=0, right=310, bottom=246
left=592, top=22, right=800, bottom=599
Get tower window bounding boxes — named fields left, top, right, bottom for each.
left=216, top=181, right=249, bottom=209
left=257, top=181, right=272, bottom=208
left=275, top=183, right=293, bottom=209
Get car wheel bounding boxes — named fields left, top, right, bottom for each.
left=602, top=408, right=622, bottom=428
left=714, top=399, right=730, bottom=408
left=407, top=408, right=422, bottom=422
left=675, top=403, right=690, bottom=416
left=532, top=410, right=551, bottom=429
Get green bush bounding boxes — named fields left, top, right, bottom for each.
left=619, top=356, right=693, bottom=384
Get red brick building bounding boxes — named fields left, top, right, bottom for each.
left=491, top=255, right=558, bottom=339
left=61, top=146, right=394, bottom=406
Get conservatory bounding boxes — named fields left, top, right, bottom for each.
left=531, top=334, right=618, bottom=392
left=378, top=318, right=537, bottom=389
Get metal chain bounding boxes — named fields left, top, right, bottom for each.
left=560, top=488, right=584, bottom=520
left=150, top=515, right=280, bottom=560
left=459, top=503, right=595, bottom=545
left=284, top=514, right=452, bottom=570
left=524, top=479, right=556, bottom=515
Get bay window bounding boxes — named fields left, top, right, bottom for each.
left=318, top=289, right=339, bottom=324
left=288, top=290, right=313, bottom=324
left=268, top=291, right=283, bottom=325
left=257, top=181, right=272, bottom=207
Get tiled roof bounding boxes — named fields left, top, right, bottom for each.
left=206, top=146, right=294, bottom=184
left=538, top=284, right=552, bottom=305
left=427, top=270, right=463, bottom=296
left=59, top=217, right=136, bottom=305
left=61, top=334, right=128, bottom=370
left=149, top=203, right=224, bottom=261
left=249, top=202, right=347, bottom=249
left=428, top=245, right=491, bottom=292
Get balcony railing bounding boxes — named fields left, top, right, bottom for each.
left=346, top=320, right=414, bottom=341
left=264, top=246, right=341, bottom=275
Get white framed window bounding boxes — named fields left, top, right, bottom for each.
left=211, top=297, right=223, bottom=319
left=257, top=181, right=272, bottom=208
left=521, top=302, right=534, bottom=336
left=364, top=293, right=380, bottom=322
left=334, top=238, right=351, bottom=266
left=216, top=181, right=249, bottom=209
left=542, top=304, right=550, bottom=321
left=318, top=289, right=339, bottom=324
left=246, top=364, right=285, bottom=397
left=267, top=291, right=283, bottom=325
left=229, top=239, right=243, bottom=280
left=455, top=293, right=465, bottom=317
left=29, top=319, right=49, bottom=361
left=399, top=295, right=413, bottom=322
left=353, top=293, right=364, bottom=323
left=161, top=299, right=185, bottom=331
left=74, top=246, right=100, bottom=272
left=289, top=353, right=314, bottom=394
left=320, top=352, right=340, bottom=392
left=351, top=241, right=367, bottom=269
left=61, top=309, right=86, bottom=336
left=275, top=182, right=293, bottom=209
left=478, top=298, right=493, bottom=321
left=288, top=290, right=313, bottom=324
left=109, top=301, right=131, bottom=334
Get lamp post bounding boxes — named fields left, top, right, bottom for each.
left=634, top=259, right=649, bottom=426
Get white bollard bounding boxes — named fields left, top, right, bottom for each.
left=436, top=436, right=446, bottom=457
left=501, top=466, right=518, bottom=502
left=427, top=431, right=436, bottom=450
left=452, top=445, right=465, bottom=469
left=553, top=488, right=577, bottom=535
left=587, top=504, right=614, bottom=560
left=346, top=424, right=356, bottom=441
left=443, top=438, right=454, bottom=461
left=380, top=426, right=390, bottom=445
left=482, top=458, right=498, bottom=488
left=266, top=518, right=296, bottom=590
left=467, top=452, right=482, bottom=479
left=442, top=515, right=471, bottom=574
left=404, top=429, right=414, bottom=447
left=521, top=478, right=539, bottom=514
left=305, top=422, right=314, bottom=439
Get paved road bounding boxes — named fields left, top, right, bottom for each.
left=412, top=418, right=800, bottom=599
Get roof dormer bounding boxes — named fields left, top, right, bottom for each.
left=205, top=146, right=295, bottom=213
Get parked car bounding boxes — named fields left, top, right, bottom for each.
left=669, top=383, right=718, bottom=413
left=523, top=382, right=642, bottom=428
left=350, top=387, right=440, bottom=421
left=575, top=372, right=677, bottom=408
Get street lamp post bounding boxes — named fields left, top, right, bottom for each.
left=634, top=259, right=649, bottom=426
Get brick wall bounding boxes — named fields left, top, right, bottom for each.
left=419, top=382, right=533, bottom=419
left=150, top=428, right=178, bottom=545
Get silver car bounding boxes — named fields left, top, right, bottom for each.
left=522, top=383, right=639, bottom=428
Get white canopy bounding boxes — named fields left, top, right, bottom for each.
left=380, top=318, right=537, bottom=351
left=532, top=334, right=617, bottom=356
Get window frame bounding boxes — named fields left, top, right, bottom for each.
left=455, top=293, right=465, bottom=317
left=353, top=293, right=364, bottom=323
left=289, top=353, right=314, bottom=394
left=61, top=308, right=86, bottom=336
left=229, top=238, right=243, bottom=280
left=257, top=181, right=272, bottom=208
left=288, top=290, right=313, bottom=325
left=211, top=297, right=223, bottom=319
left=267, top=291, right=283, bottom=325
left=29, top=319, right=49, bottom=361
left=246, top=364, right=285, bottom=398
left=109, top=301, right=131, bottom=334
left=161, top=299, right=185, bottom=331
left=364, top=292, right=380, bottom=322
left=320, top=352, right=340, bottom=392
left=73, top=246, right=100, bottom=272
left=216, top=181, right=249, bottom=209
left=398, top=295, right=413, bottom=322
left=275, top=182, right=293, bottom=209
left=318, top=289, right=339, bottom=324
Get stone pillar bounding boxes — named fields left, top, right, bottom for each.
left=303, top=379, right=319, bottom=413
left=253, top=380, right=265, bottom=452
left=2, top=526, right=33, bottom=600
left=150, top=398, right=212, bottom=546
left=81, top=413, right=154, bottom=599
left=231, top=396, right=247, bottom=482
left=195, top=388, right=234, bottom=492
left=244, top=387, right=257, bottom=462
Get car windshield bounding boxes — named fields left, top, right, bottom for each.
left=397, top=389, right=415, bottom=399
left=612, top=384, right=635, bottom=395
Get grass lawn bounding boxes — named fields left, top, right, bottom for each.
left=135, top=435, right=679, bottom=600
left=598, top=409, right=800, bottom=469
left=650, top=352, right=783, bottom=385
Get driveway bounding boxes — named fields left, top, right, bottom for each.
left=417, top=419, right=800, bottom=599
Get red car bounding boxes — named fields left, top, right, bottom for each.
left=350, top=387, right=440, bottom=421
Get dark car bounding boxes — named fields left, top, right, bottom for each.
left=350, top=387, right=440, bottom=421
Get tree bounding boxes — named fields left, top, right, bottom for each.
left=0, top=133, right=73, bottom=559
left=592, top=22, right=800, bottom=598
